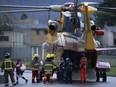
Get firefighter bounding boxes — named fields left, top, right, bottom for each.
left=51, top=54, right=58, bottom=74
left=50, top=54, right=55, bottom=60
left=31, top=54, right=41, bottom=83
left=80, top=54, right=87, bottom=83
left=65, top=57, right=73, bottom=84
left=43, top=54, right=55, bottom=84
left=58, top=58, right=66, bottom=82
left=1, top=53, right=16, bottom=86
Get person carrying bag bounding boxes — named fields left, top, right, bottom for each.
left=20, top=63, right=26, bottom=71
left=16, top=59, right=28, bottom=84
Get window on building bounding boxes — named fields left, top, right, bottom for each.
left=36, top=29, right=47, bottom=35
left=114, top=38, right=116, bottom=46
left=0, top=36, right=9, bottom=41
left=36, top=30, right=40, bottom=35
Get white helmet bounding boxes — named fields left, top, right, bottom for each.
left=90, top=20, right=95, bottom=26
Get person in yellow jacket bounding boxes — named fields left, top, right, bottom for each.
left=31, top=54, right=41, bottom=83
left=50, top=54, right=59, bottom=75
left=43, top=54, right=55, bottom=84
left=1, top=53, right=16, bottom=86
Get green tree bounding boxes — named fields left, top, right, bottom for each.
left=96, top=0, right=116, bottom=28
left=20, top=13, right=28, bottom=20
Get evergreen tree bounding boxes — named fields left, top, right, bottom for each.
left=96, top=0, right=116, bottom=27
left=20, top=13, right=28, bottom=20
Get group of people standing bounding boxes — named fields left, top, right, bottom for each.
left=58, top=57, right=73, bottom=84
left=58, top=54, right=87, bottom=83
left=1, top=52, right=87, bottom=86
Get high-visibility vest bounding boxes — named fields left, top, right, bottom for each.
left=33, top=63, right=39, bottom=70
left=4, top=58, right=13, bottom=71
left=44, top=63, right=53, bottom=74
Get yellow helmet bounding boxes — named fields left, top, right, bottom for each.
left=46, top=54, right=51, bottom=58
left=51, top=54, right=55, bottom=58
left=33, top=54, right=39, bottom=58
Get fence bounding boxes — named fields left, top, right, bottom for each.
left=98, top=50, right=116, bottom=66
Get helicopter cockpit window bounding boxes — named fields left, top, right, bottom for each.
left=63, top=13, right=83, bottom=38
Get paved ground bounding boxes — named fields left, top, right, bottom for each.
left=0, top=70, right=116, bottom=87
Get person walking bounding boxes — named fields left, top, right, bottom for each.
left=16, top=59, right=28, bottom=84
left=1, top=53, right=16, bottom=86
left=80, top=54, right=87, bottom=83
left=65, top=57, right=73, bottom=84
left=31, top=54, right=41, bottom=83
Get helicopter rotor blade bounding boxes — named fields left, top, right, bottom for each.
left=0, top=9, right=50, bottom=13
left=0, top=5, right=68, bottom=12
left=80, top=2, right=100, bottom=5
left=98, top=7, right=116, bottom=10
left=0, top=5, right=50, bottom=9
left=97, top=11, right=116, bottom=17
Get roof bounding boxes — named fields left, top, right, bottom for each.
left=10, top=23, right=48, bottom=29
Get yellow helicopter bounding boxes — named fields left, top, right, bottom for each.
left=0, top=0, right=116, bottom=82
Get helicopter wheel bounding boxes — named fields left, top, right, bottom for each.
left=96, top=71, right=100, bottom=82
left=102, top=72, right=107, bottom=82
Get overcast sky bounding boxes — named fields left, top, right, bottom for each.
left=0, top=0, right=103, bottom=5
left=0, top=0, right=103, bottom=24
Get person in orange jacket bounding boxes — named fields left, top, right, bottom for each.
left=80, top=54, right=87, bottom=83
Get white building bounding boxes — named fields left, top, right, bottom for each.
left=102, top=25, right=116, bottom=47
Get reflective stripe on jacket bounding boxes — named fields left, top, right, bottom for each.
left=44, top=64, right=53, bottom=74
left=31, top=60, right=40, bottom=70
left=4, top=58, right=13, bottom=71
left=33, top=63, right=39, bottom=70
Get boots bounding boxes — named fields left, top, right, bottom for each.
left=37, top=79, right=40, bottom=83
left=22, top=77, right=28, bottom=84
left=32, top=79, right=35, bottom=83
left=16, top=81, right=19, bottom=84
left=25, top=79, right=28, bottom=84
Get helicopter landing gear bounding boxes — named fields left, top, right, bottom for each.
left=96, top=69, right=107, bottom=82
left=96, top=71, right=100, bottom=82
left=103, top=72, right=107, bottom=82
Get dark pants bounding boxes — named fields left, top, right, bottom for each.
left=16, top=68, right=24, bottom=75
left=4, top=70, right=15, bottom=86
left=32, top=70, right=39, bottom=83
left=60, top=69, right=65, bottom=81
left=65, top=69, right=72, bottom=83
left=40, top=70, right=43, bottom=81
left=16, top=68, right=27, bottom=83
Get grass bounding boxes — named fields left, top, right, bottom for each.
left=107, top=66, right=116, bottom=76
left=97, top=57, right=116, bottom=76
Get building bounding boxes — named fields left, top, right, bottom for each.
left=102, top=25, right=116, bottom=47
left=0, top=13, right=47, bottom=60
